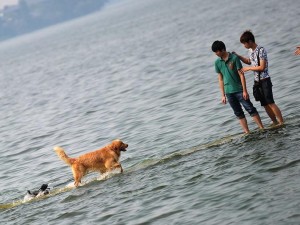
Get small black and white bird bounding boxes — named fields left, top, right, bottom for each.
left=24, top=184, right=50, bottom=201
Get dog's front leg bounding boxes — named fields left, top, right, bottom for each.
left=114, top=163, right=123, bottom=173
left=105, top=160, right=123, bottom=173
left=119, top=164, right=123, bottom=173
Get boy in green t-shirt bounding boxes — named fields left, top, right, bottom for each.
left=212, top=40, right=264, bottom=133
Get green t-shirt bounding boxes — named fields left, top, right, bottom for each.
left=215, top=53, right=243, bottom=94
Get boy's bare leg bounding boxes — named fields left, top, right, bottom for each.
left=269, top=103, right=284, bottom=125
left=239, top=118, right=250, bottom=134
left=264, top=105, right=278, bottom=124
left=252, top=114, right=264, bottom=129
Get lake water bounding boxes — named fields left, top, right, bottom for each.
left=0, top=0, right=300, bottom=224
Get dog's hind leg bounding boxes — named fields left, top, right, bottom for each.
left=72, top=164, right=85, bottom=187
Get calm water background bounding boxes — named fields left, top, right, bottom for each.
left=1, top=0, right=300, bottom=224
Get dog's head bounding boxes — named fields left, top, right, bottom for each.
left=40, top=184, right=48, bottom=191
left=109, top=139, right=128, bottom=152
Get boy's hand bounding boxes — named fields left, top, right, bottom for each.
left=242, top=67, right=250, bottom=73
left=238, top=69, right=244, bottom=74
left=221, top=95, right=226, bottom=104
left=243, top=91, right=249, bottom=100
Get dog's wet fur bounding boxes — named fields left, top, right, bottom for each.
left=54, top=139, right=128, bottom=187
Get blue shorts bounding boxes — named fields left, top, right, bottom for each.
left=255, top=77, right=275, bottom=106
left=226, top=92, right=258, bottom=119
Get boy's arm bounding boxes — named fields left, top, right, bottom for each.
left=238, top=70, right=249, bottom=100
left=218, top=73, right=226, bottom=104
left=243, top=59, right=266, bottom=72
left=235, top=57, right=249, bottom=100
left=232, top=52, right=251, bottom=65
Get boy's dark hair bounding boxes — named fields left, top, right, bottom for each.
left=240, top=30, right=255, bottom=43
left=211, top=40, right=226, bottom=52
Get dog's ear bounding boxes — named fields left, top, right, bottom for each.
left=40, top=184, right=48, bottom=191
left=109, top=139, right=128, bottom=152
left=110, top=140, right=122, bottom=151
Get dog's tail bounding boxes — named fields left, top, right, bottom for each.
left=54, top=146, right=76, bottom=166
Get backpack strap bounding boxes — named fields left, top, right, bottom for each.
left=257, top=47, right=262, bottom=82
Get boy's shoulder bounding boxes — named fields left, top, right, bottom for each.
left=230, top=52, right=238, bottom=59
left=230, top=53, right=240, bottom=61
left=256, top=45, right=267, bottom=52
left=256, top=45, right=268, bottom=58
left=214, top=57, right=222, bottom=64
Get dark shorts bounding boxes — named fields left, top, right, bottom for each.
left=254, top=77, right=275, bottom=106
left=226, top=92, right=258, bottom=119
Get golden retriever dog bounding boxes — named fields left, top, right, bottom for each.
left=54, top=139, right=128, bottom=187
